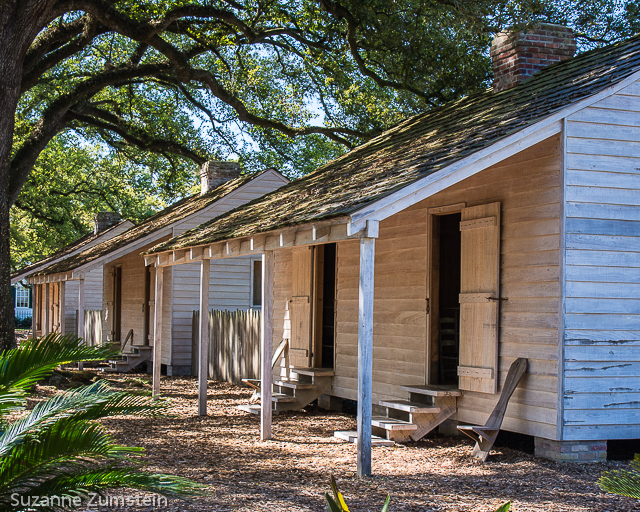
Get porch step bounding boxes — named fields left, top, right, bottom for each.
left=291, top=367, right=335, bottom=377
left=371, top=416, right=418, bottom=431
left=272, top=393, right=297, bottom=403
left=334, top=431, right=395, bottom=447
left=400, top=384, right=462, bottom=397
left=274, top=380, right=316, bottom=390
left=379, top=400, right=441, bottom=414
left=236, top=404, right=278, bottom=415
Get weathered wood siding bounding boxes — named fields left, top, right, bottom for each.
left=64, top=268, right=103, bottom=339
left=169, top=170, right=287, bottom=369
left=101, top=238, right=173, bottom=364
left=562, top=80, right=640, bottom=441
left=329, top=135, right=562, bottom=439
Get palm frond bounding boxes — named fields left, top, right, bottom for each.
left=598, top=454, right=640, bottom=499
left=0, top=418, right=140, bottom=496
left=0, top=333, right=117, bottom=413
left=0, top=381, right=166, bottom=459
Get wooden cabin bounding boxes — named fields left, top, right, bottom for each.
left=144, top=25, right=640, bottom=472
left=13, top=214, right=134, bottom=338
left=26, top=165, right=288, bottom=374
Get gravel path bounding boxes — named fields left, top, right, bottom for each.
left=39, top=373, right=640, bottom=511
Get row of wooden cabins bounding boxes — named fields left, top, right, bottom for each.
left=16, top=24, right=640, bottom=474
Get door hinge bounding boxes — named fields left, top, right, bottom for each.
left=486, top=297, right=508, bottom=301
left=426, top=298, right=430, bottom=314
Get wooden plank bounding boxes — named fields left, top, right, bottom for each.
left=566, top=202, right=640, bottom=222
left=459, top=216, right=497, bottom=231
left=565, top=344, right=640, bottom=362
left=357, top=237, right=375, bottom=477
left=566, top=152, right=640, bottom=174
left=565, top=376, right=640, bottom=394
left=564, top=329, right=640, bottom=344
left=566, top=169, right=640, bottom=190
left=566, top=264, right=640, bottom=284
left=567, top=120, right=640, bottom=143
left=566, top=185, right=640, bottom=206
left=564, top=391, right=640, bottom=409
left=152, top=267, right=164, bottom=397
left=566, top=249, right=640, bottom=268
left=566, top=233, right=640, bottom=252
left=565, top=361, right=640, bottom=378
left=566, top=281, right=640, bottom=299
left=261, top=251, right=274, bottom=441
left=565, top=218, right=640, bottom=237
left=565, top=298, right=639, bottom=314
left=198, top=260, right=210, bottom=416
left=457, top=366, right=494, bottom=379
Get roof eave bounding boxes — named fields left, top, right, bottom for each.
left=347, top=66, right=640, bottom=234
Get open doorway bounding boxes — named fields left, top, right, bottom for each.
left=429, top=212, right=461, bottom=385
left=317, top=243, right=337, bottom=368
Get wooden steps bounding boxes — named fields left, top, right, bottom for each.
left=400, top=384, right=462, bottom=397
left=106, top=345, right=152, bottom=373
left=376, top=385, right=461, bottom=443
left=378, top=400, right=441, bottom=414
left=237, top=367, right=334, bottom=414
left=334, top=431, right=395, bottom=447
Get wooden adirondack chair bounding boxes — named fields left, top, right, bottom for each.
left=457, top=357, right=528, bottom=462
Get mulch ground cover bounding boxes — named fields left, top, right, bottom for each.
left=30, top=372, right=640, bottom=512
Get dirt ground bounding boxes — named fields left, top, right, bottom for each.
left=34, top=372, right=640, bottom=511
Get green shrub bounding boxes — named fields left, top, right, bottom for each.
left=598, top=454, right=640, bottom=499
left=0, top=333, right=205, bottom=511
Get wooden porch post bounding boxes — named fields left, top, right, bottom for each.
left=153, top=266, right=164, bottom=397
left=198, top=259, right=210, bottom=416
left=77, top=278, right=85, bottom=370
left=43, top=283, right=50, bottom=336
left=59, top=281, right=66, bottom=335
left=260, top=251, right=274, bottom=441
left=358, top=236, right=376, bottom=477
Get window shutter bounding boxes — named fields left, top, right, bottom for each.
left=290, top=247, right=313, bottom=367
left=458, top=202, right=501, bottom=394
left=11, top=286, right=16, bottom=308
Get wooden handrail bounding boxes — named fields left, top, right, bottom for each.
left=122, top=329, right=134, bottom=352
left=271, top=338, right=290, bottom=381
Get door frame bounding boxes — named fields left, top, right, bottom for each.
left=426, top=202, right=466, bottom=385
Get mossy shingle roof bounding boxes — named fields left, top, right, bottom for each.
left=13, top=220, right=131, bottom=280
left=29, top=172, right=264, bottom=277
left=147, top=33, right=640, bottom=255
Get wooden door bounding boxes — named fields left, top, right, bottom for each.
left=458, top=202, right=501, bottom=394
left=290, top=247, right=314, bottom=367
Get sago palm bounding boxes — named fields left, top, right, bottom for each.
left=0, top=333, right=204, bottom=511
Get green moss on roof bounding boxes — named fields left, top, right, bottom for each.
left=29, top=172, right=261, bottom=276
left=12, top=219, right=130, bottom=279
left=147, top=34, right=640, bottom=256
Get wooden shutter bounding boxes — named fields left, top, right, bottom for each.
left=458, top=202, right=501, bottom=394
left=290, top=247, right=314, bottom=367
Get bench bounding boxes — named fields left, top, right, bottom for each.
left=457, top=357, right=528, bottom=461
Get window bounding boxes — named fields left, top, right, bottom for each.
left=252, top=259, right=262, bottom=307
left=15, top=286, right=30, bottom=308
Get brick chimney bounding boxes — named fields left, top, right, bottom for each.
left=94, top=212, right=122, bottom=234
left=199, top=161, right=242, bottom=195
left=491, top=23, right=577, bottom=92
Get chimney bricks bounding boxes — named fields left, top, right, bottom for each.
left=199, top=161, right=242, bottom=195
left=94, top=212, right=122, bottom=234
left=491, top=23, right=577, bottom=92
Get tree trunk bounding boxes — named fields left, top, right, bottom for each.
left=0, top=3, right=27, bottom=351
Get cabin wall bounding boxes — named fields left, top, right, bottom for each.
left=170, top=257, right=260, bottom=369
left=330, top=135, right=562, bottom=440
left=101, top=239, right=172, bottom=365
left=562, top=80, right=640, bottom=441
left=64, top=268, right=103, bottom=337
